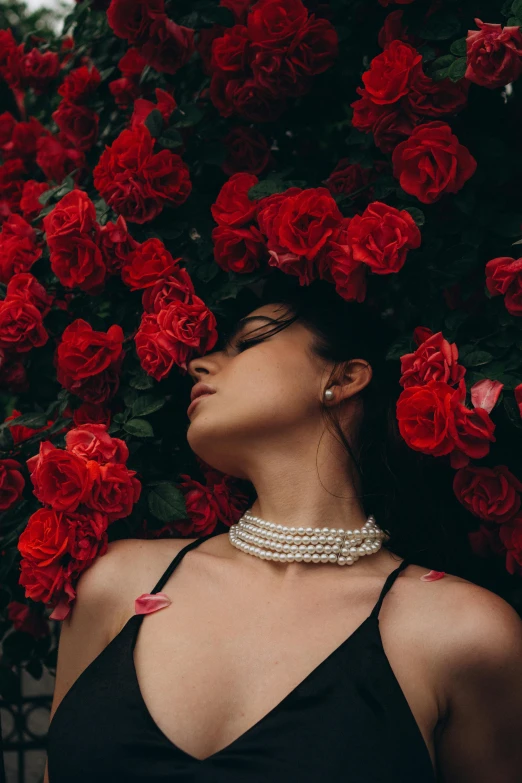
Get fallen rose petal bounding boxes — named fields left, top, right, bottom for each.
left=49, top=598, right=72, bottom=620
left=134, top=592, right=172, bottom=615
left=420, top=570, right=446, bottom=581
left=471, top=378, right=503, bottom=413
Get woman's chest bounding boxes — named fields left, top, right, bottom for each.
left=131, top=585, right=440, bottom=769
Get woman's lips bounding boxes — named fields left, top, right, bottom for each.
left=187, top=393, right=214, bottom=417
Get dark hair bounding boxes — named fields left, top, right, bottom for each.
left=219, top=276, right=464, bottom=571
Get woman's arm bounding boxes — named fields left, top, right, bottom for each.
left=436, top=590, right=522, bottom=782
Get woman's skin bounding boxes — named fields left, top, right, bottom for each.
left=45, top=302, right=522, bottom=782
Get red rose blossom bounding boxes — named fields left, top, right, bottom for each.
left=121, top=237, right=180, bottom=291
left=362, top=40, right=422, bottom=105
left=485, top=256, right=522, bottom=317
left=454, top=464, right=522, bottom=524
left=93, top=125, right=191, bottom=224
left=392, top=121, right=477, bottom=204
left=0, top=295, right=48, bottom=352
left=347, top=201, right=421, bottom=274
left=141, top=268, right=195, bottom=313
left=400, top=331, right=466, bottom=388
left=211, top=172, right=258, bottom=227
left=465, top=19, right=522, bottom=89
left=89, top=461, right=142, bottom=523
left=106, top=0, right=165, bottom=45
left=139, top=18, right=195, bottom=76
left=212, top=224, right=266, bottom=273
left=52, top=101, right=99, bottom=152
left=57, top=65, right=101, bottom=103
left=26, top=441, right=94, bottom=511
left=0, top=214, right=42, bottom=284
left=222, top=126, right=271, bottom=176
left=0, top=458, right=25, bottom=511
left=65, top=423, right=129, bottom=464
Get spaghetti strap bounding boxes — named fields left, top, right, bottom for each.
left=150, top=532, right=216, bottom=594
left=370, top=557, right=410, bottom=620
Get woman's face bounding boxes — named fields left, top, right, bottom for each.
left=186, top=302, right=333, bottom=479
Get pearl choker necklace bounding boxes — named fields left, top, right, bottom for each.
left=228, top=509, right=389, bottom=566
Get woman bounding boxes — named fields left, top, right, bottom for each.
left=45, top=280, right=522, bottom=782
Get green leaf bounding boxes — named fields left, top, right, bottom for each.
left=147, top=481, right=187, bottom=522
left=429, top=54, right=456, bottom=72
left=123, top=419, right=154, bottom=438
left=129, top=369, right=155, bottom=390
left=157, top=133, right=183, bottom=149
left=511, top=0, right=522, bottom=18
left=1, top=412, right=49, bottom=430
left=172, top=104, right=203, bottom=128
left=507, top=16, right=522, bottom=25
left=450, top=38, right=467, bottom=57
left=402, top=206, right=425, bottom=227
left=248, top=180, right=287, bottom=200
left=419, top=11, right=461, bottom=40
left=504, top=396, right=522, bottom=428
left=386, top=335, right=414, bottom=361
left=447, top=57, right=467, bottom=82
left=462, top=350, right=493, bottom=367
left=144, top=109, right=164, bottom=138
left=131, top=395, right=165, bottom=417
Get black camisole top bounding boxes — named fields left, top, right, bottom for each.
left=47, top=533, right=437, bottom=782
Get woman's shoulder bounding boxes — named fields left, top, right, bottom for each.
left=398, top=561, right=522, bottom=709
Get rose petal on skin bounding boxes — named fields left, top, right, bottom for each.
left=420, top=570, right=446, bottom=582
left=470, top=378, right=503, bottom=413
left=134, top=592, right=172, bottom=615
left=49, top=598, right=72, bottom=621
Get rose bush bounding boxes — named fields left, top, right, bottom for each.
left=0, top=0, right=521, bottom=698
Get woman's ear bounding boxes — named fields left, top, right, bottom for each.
left=334, top=359, right=372, bottom=404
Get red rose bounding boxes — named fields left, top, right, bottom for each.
left=447, top=379, right=496, bottom=468
left=93, top=125, right=191, bottom=224
left=36, top=134, right=85, bottom=183
left=26, top=440, right=94, bottom=511
left=351, top=87, right=416, bottom=153
left=18, top=507, right=108, bottom=607
left=118, top=47, right=148, bottom=77
left=44, top=189, right=97, bottom=240
left=106, top=0, right=165, bottom=44
left=0, top=214, right=42, bottom=284
left=2, top=117, right=48, bottom=161
left=0, top=158, right=26, bottom=222
left=109, top=76, right=141, bottom=108
left=0, top=295, right=48, bottom=352
left=20, top=180, right=49, bottom=222
left=222, top=127, right=271, bottom=176
left=99, top=216, right=138, bottom=275
left=248, top=0, right=308, bottom=48
left=7, top=46, right=60, bottom=93
left=130, top=88, right=177, bottom=129
left=211, top=172, right=258, bottom=227
left=7, top=601, right=49, bottom=638
left=396, top=380, right=455, bottom=457
left=0, top=458, right=24, bottom=511
left=378, top=10, right=418, bottom=49
left=210, top=74, right=287, bottom=121
left=499, top=516, right=522, bottom=576
left=318, top=228, right=367, bottom=303
left=52, top=101, right=99, bottom=152
left=287, top=16, right=338, bottom=80
left=211, top=25, right=250, bottom=73
left=465, top=19, right=522, bottom=89
left=264, top=186, right=342, bottom=260
left=0, top=111, right=16, bottom=147
left=325, top=160, right=373, bottom=197
left=362, top=40, right=422, bottom=105
left=56, top=319, right=124, bottom=382
left=485, top=256, right=522, bottom=317
left=347, top=201, right=421, bottom=274
left=256, top=186, right=301, bottom=235
left=176, top=474, right=222, bottom=536
left=139, top=18, right=195, bottom=76
left=392, top=121, right=477, bottom=204
left=48, top=232, right=106, bottom=295
left=57, top=65, right=101, bottom=103
left=454, top=465, right=522, bottom=523
left=221, top=0, right=251, bottom=24
left=400, top=331, right=466, bottom=388
left=121, top=237, right=180, bottom=291
left=136, top=296, right=218, bottom=378
left=72, top=402, right=112, bottom=428
left=407, top=75, right=469, bottom=118
left=212, top=224, right=266, bottom=273
left=142, top=268, right=195, bottom=313
left=135, top=312, right=177, bottom=381
left=65, top=423, right=129, bottom=464
left=89, top=462, right=142, bottom=522
left=6, top=273, right=53, bottom=317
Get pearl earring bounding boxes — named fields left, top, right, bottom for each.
left=324, top=388, right=334, bottom=400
